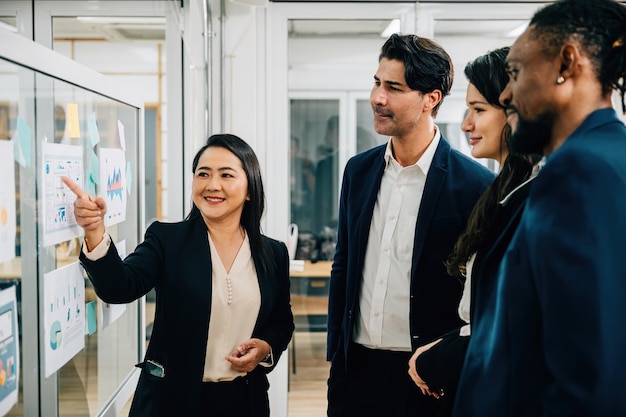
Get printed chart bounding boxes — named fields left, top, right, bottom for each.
left=0, top=286, right=18, bottom=415
left=42, top=143, right=83, bottom=247
left=99, top=148, right=126, bottom=226
left=44, top=262, right=85, bottom=377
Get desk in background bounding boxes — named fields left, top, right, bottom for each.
left=289, top=260, right=331, bottom=373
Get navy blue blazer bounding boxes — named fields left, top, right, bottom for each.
left=453, top=108, right=626, bottom=417
left=326, top=137, right=495, bottom=365
left=79, top=215, right=294, bottom=417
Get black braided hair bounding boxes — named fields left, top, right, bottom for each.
left=530, top=0, right=626, bottom=113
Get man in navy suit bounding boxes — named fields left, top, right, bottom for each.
left=326, top=34, right=495, bottom=417
left=453, top=1, right=626, bottom=416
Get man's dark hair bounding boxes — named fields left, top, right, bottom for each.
left=379, top=33, right=454, bottom=117
left=530, top=0, right=626, bottom=112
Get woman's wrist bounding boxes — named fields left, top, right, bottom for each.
left=84, top=228, right=106, bottom=252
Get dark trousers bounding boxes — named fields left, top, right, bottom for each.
left=199, top=377, right=250, bottom=417
left=331, top=343, right=440, bottom=417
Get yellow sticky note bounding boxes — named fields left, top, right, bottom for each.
left=66, top=103, right=80, bottom=138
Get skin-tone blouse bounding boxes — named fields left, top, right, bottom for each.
left=203, top=232, right=261, bottom=381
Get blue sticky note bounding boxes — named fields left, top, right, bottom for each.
left=89, top=149, right=99, bottom=185
left=126, top=161, right=132, bottom=195
left=85, top=301, right=97, bottom=335
left=13, top=117, right=32, bottom=167
left=87, top=112, right=101, bottom=148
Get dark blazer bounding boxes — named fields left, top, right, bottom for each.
left=453, top=108, right=626, bottom=417
left=416, top=176, right=534, bottom=417
left=79, top=215, right=294, bottom=417
left=326, top=137, right=494, bottom=367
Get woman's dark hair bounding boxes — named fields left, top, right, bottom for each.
left=529, top=0, right=626, bottom=112
left=186, top=133, right=275, bottom=275
left=379, top=33, right=454, bottom=117
left=446, top=48, right=540, bottom=277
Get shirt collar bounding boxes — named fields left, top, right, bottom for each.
left=499, top=156, right=546, bottom=206
left=383, top=127, right=441, bottom=174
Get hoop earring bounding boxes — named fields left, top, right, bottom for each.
left=556, top=75, right=565, bottom=85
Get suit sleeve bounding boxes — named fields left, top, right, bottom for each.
left=528, top=150, right=626, bottom=416
left=79, top=222, right=164, bottom=303
left=326, top=161, right=351, bottom=362
left=254, top=241, right=295, bottom=372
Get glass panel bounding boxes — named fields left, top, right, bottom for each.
left=51, top=16, right=165, bottom=227
left=355, top=98, right=388, bottom=153
left=0, top=53, right=141, bottom=416
left=0, top=54, right=27, bottom=417
left=51, top=17, right=166, bottom=414
left=288, top=99, right=338, bottom=416
left=290, top=99, right=339, bottom=239
left=40, top=77, right=141, bottom=416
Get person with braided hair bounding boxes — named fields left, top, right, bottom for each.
left=453, top=0, right=626, bottom=416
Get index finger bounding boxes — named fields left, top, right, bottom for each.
left=61, top=176, right=89, bottom=200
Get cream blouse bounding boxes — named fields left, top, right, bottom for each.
left=203, top=232, right=261, bottom=382
left=83, top=231, right=263, bottom=382
left=458, top=253, right=475, bottom=337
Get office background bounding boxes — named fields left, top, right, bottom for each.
left=1, top=1, right=625, bottom=416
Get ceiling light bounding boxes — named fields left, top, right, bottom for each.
left=381, top=19, right=400, bottom=38
left=0, top=21, right=17, bottom=33
left=75, top=16, right=165, bottom=25
left=506, top=21, right=528, bottom=38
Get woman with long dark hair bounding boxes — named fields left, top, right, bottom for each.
left=407, top=47, right=541, bottom=416
left=63, top=133, right=294, bottom=417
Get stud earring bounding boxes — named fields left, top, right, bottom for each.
left=556, top=75, right=565, bottom=85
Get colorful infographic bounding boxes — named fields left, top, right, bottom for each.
left=99, top=148, right=127, bottom=226
left=0, top=141, right=17, bottom=263
left=44, top=262, right=85, bottom=377
left=0, top=286, right=18, bottom=415
left=42, top=142, right=83, bottom=247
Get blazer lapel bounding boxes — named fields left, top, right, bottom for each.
left=475, top=179, right=533, bottom=280
left=411, top=140, right=450, bottom=272
left=469, top=180, right=533, bottom=320
left=355, top=148, right=387, bottom=270
left=185, top=216, right=213, bottom=322
left=252, top=245, right=272, bottom=326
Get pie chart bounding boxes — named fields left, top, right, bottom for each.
left=50, top=321, right=62, bottom=350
